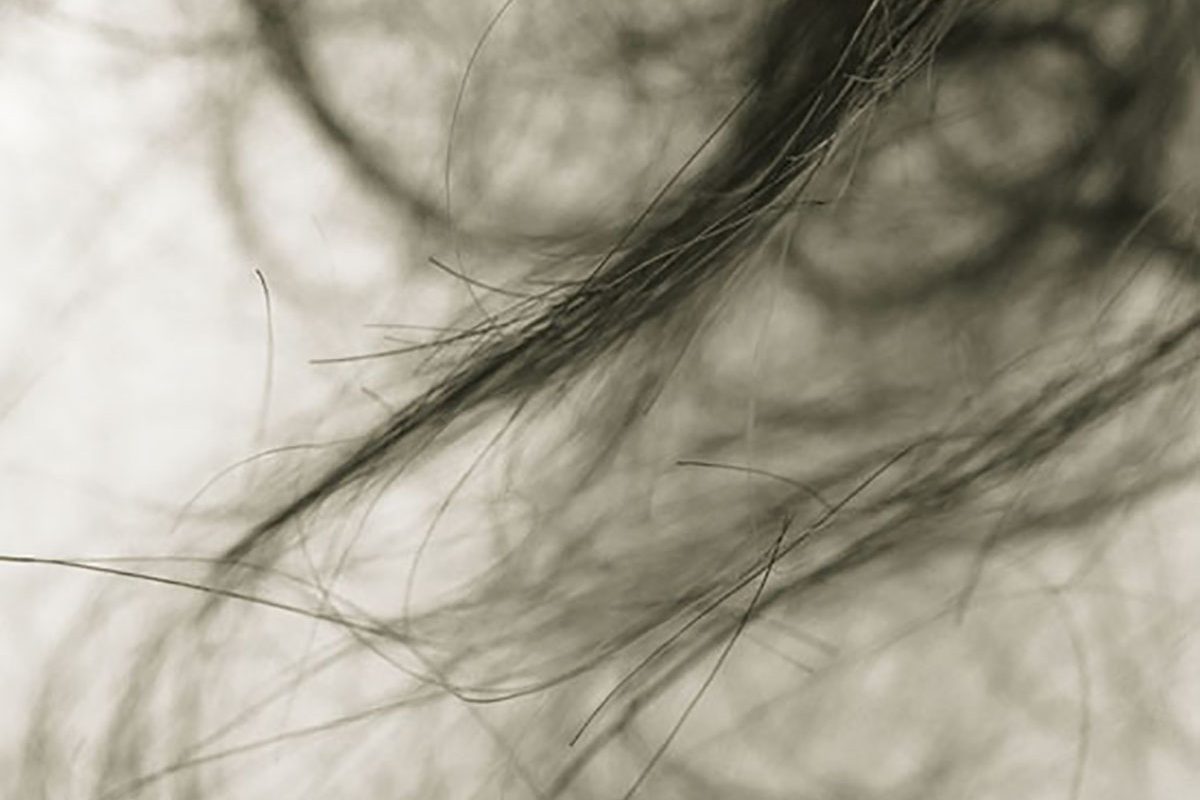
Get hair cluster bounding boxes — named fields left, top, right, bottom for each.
left=12, top=0, right=1200, bottom=798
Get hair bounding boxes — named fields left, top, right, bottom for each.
left=9, top=0, right=1200, bottom=797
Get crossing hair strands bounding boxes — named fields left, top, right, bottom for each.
left=7, top=0, right=1200, bottom=798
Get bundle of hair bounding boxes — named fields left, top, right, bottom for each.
left=11, top=0, right=1200, bottom=797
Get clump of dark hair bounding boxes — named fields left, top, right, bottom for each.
left=13, top=0, right=1200, bottom=798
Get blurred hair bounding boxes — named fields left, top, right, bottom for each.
left=14, top=0, right=1200, bottom=798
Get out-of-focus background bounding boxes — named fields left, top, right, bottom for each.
left=0, top=0, right=425, bottom=762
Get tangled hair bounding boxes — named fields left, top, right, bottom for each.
left=10, top=0, right=1200, bottom=797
